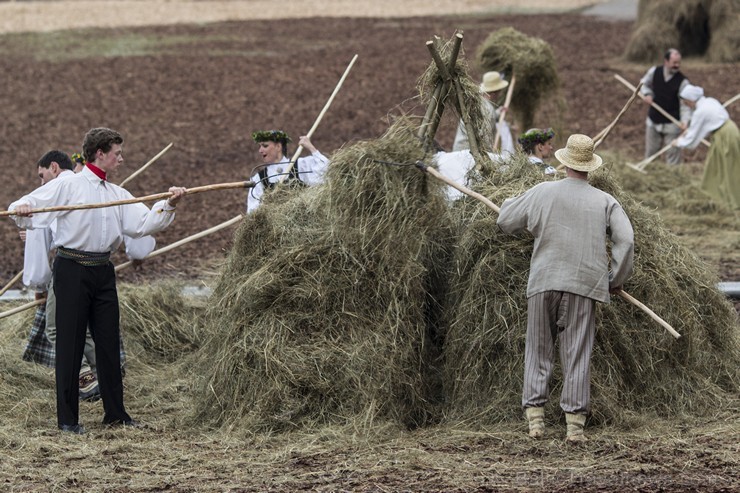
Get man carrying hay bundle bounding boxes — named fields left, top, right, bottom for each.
left=639, top=48, right=691, bottom=165
left=671, top=84, right=740, bottom=209
left=246, top=130, right=328, bottom=212
left=497, top=134, right=634, bottom=442
left=452, top=71, right=514, bottom=155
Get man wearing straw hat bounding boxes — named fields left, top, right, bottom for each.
left=453, top=71, right=514, bottom=155
left=639, top=48, right=691, bottom=165
left=497, top=134, right=634, bottom=442
left=9, top=127, right=186, bottom=434
left=246, top=130, right=328, bottom=212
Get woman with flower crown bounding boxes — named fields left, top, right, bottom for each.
left=246, top=130, right=329, bottom=212
left=518, top=127, right=557, bottom=176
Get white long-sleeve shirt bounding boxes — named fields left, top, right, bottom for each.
left=10, top=166, right=175, bottom=253
left=246, top=151, right=329, bottom=213
left=497, top=177, right=634, bottom=303
left=675, top=96, right=729, bottom=150
left=640, top=66, right=691, bottom=127
left=453, top=98, right=515, bottom=156
left=19, top=169, right=157, bottom=289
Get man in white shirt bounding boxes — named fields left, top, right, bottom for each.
left=246, top=130, right=329, bottom=213
left=10, top=128, right=186, bottom=434
left=452, top=71, right=514, bottom=156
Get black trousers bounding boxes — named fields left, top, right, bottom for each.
left=53, top=256, right=130, bottom=427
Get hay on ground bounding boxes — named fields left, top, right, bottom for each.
left=119, top=282, right=204, bottom=363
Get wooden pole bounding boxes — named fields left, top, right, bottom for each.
left=119, top=142, right=173, bottom=188
left=416, top=160, right=678, bottom=337
left=492, top=74, right=516, bottom=151
left=594, top=81, right=643, bottom=149
left=277, top=54, right=358, bottom=183
left=630, top=142, right=674, bottom=171
left=614, top=73, right=711, bottom=148
left=1, top=181, right=254, bottom=217
left=0, top=270, right=24, bottom=297
left=418, top=32, right=463, bottom=147
left=616, top=289, right=681, bottom=339
left=426, top=41, right=485, bottom=166
left=1, top=144, right=175, bottom=295
left=722, top=93, right=740, bottom=108
left=0, top=215, right=244, bottom=320
left=115, top=214, right=243, bottom=271
left=415, top=161, right=499, bottom=213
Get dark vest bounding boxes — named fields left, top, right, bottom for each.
left=648, top=67, right=686, bottom=124
left=258, top=159, right=303, bottom=191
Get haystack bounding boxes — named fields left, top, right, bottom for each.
left=442, top=155, right=740, bottom=426
left=625, top=0, right=740, bottom=63
left=476, top=27, right=562, bottom=132
left=191, top=119, right=454, bottom=433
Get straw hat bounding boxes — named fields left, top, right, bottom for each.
left=554, top=134, right=603, bottom=172
left=480, top=71, right=509, bottom=93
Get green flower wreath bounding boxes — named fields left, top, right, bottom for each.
left=252, top=130, right=291, bottom=144
left=70, top=152, right=85, bottom=164
left=517, top=128, right=555, bottom=150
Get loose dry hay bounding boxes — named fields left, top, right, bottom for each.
left=0, top=308, right=55, bottom=448
left=191, top=119, right=455, bottom=433
left=442, top=155, right=739, bottom=426
left=476, top=27, right=563, bottom=132
left=118, top=282, right=204, bottom=363
left=625, top=0, right=740, bottom=63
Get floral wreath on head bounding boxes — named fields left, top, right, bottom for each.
left=518, top=128, right=555, bottom=151
left=251, top=130, right=291, bottom=144
left=70, top=152, right=85, bottom=165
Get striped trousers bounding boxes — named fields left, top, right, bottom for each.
left=522, top=291, right=595, bottom=414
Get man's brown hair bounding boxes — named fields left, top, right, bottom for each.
left=82, top=127, right=123, bottom=163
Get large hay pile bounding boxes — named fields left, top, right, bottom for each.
left=476, top=27, right=562, bottom=132
left=191, top=119, right=455, bottom=432
left=625, top=0, right=740, bottom=63
left=442, top=156, right=740, bottom=426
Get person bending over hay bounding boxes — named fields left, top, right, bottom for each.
left=671, top=84, right=740, bottom=210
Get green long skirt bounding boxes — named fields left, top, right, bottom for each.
left=701, top=119, right=740, bottom=209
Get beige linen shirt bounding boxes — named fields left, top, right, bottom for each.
left=497, top=177, right=634, bottom=303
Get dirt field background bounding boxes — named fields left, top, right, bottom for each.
left=0, top=1, right=738, bottom=491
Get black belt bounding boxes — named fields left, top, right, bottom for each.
left=57, top=247, right=111, bottom=267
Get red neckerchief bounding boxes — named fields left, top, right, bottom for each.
left=86, top=162, right=107, bottom=181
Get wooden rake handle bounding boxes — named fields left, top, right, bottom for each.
left=0, top=270, right=24, bottom=297
left=279, top=54, right=358, bottom=182
left=617, top=289, right=681, bottom=339
left=492, top=74, right=516, bottom=151
left=2, top=181, right=254, bottom=217
left=416, top=161, right=500, bottom=213
left=0, top=215, right=245, bottom=320
left=614, top=73, right=710, bottom=148
left=119, top=142, right=173, bottom=188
